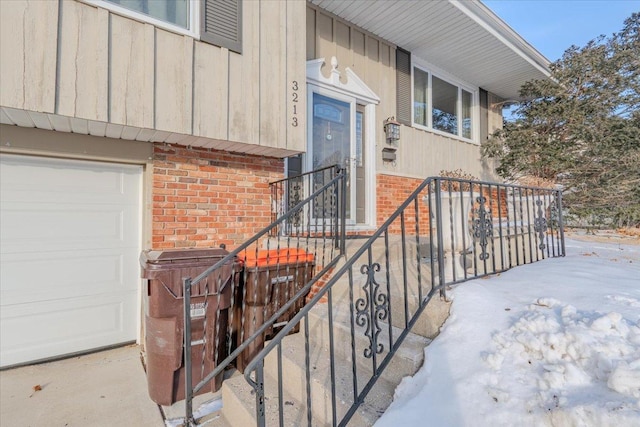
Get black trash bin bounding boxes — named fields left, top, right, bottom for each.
left=140, top=248, right=242, bottom=406
left=234, top=248, right=315, bottom=372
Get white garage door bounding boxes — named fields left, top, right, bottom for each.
left=0, top=154, right=142, bottom=368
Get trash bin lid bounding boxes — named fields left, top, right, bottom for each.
left=238, top=248, right=314, bottom=268
left=141, top=248, right=229, bottom=265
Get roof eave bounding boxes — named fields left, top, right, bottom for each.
left=309, top=0, right=552, bottom=101
left=452, top=0, right=551, bottom=79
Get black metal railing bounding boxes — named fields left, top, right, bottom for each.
left=241, top=177, right=565, bottom=426
left=269, top=164, right=346, bottom=250
left=179, top=166, right=347, bottom=426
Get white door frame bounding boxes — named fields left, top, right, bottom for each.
left=307, top=85, right=358, bottom=223
left=306, top=57, right=380, bottom=228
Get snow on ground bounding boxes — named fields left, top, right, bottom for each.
left=376, top=237, right=640, bottom=427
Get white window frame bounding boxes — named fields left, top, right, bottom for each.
left=411, top=59, right=480, bottom=144
left=84, top=0, right=200, bottom=39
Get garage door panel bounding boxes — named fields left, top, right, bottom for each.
left=0, top=154, right=142, bottom=367
left=1, top=205, right=138, bottom=253
left=0, top=155, right=140, bottom=205
left=1, top=248, right=140, bottom=305
left=0, top=292, right=137, bottom=367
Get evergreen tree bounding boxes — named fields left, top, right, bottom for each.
left=483, top=13, right=640, bottom=227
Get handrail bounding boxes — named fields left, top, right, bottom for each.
left=269, top=163, right=339, bottom=186
left=181, top=166, right=347, bottom=425
left=243, top=176, right=565, bottom=426
left=243, top=177, right=438, bottom=373
left=269, top=163, right=346, bottom=250
left=191, top=166, right=344, bottom=286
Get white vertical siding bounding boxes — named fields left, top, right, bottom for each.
left=109, top=15, right=154, bottom=129
left=58, top=1, right=109, bottom=122
left=285, top=0, right=307, bottom=151
left=259, top=0, right=284, bottom=147
left=0, top=0, right=307, bottom=154
left=228, top=0, right=259, bottom=145
left=155, top=29, right=193, bottom=134
left=0, top=0, right=58, bottom=114
left=193, top=42, right=228, bottom=141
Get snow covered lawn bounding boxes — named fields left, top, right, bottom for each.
left=376, top=236, right=640, bottom=427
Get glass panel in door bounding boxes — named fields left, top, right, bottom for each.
left=311, top=92, right=355, bottom=222
left=355, top=108, right=365, bottom=223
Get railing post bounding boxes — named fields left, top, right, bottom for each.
left=255, top=364, right=266, bottom=427
left=334, top=166, right=340, bottom=250
left=270, top=182, right=276, bottom=232
left=556, top=189, right=566, bottom=257
left=183, top=277, right=195, bottom=426
left=340, top=167, right=347, bottom=255
left=434, top=180, right=447, bottom=298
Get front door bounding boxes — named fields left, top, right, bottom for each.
left=308, top=89, right=359, bottom=224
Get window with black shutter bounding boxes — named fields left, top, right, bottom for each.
left=201, top=0, right=242, bottom=54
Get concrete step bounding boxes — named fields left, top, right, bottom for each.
left=305, top=302, right=429, bottom=385
left=263, top=331, right=396, bottom=426
left=215, top=236, right=448, bottom=426
left=198, top=413, right=231, bottom=427
left=220, top=363, right=381, bottom=427
left=218, top=288, right=435, bottom=426
left=220, top=369, right=310, bottom=427
left=264, top=234, right=449, bottom=339
left=219, top=324, right=422, bottom=427
left=324, top=253, right=449, bottom=339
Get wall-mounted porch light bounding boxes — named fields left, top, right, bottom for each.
left=383, top=116, right=400, bottom=143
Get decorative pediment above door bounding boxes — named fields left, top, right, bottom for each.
left=306, top=57, right=380, bottom=106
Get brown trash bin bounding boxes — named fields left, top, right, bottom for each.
left=140, top=248, right=242, bottom=406
left=235, top=248, right=315, bottom=372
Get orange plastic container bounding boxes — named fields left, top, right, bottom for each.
left=239, top=248, right=315, bottom=267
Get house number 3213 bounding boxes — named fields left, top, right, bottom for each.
left=291, top=81, right=299, bottom=127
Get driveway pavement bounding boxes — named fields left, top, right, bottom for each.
left=0, top=344, right=164, bottom=427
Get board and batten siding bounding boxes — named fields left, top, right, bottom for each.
left=0, top=0, right=306, bottom=154
left=306, top=5, right=503, bottom=180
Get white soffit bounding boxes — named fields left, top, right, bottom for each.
left=309, top=0, right=551, bottom=100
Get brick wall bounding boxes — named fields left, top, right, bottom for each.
left=376, top=174, right=432, bottom=235
left=152, top=144, right=284, bottom=249
left=483, top=187, right=509, bottom=219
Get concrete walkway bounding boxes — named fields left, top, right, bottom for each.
left=0, top=344, right=165, bottom=427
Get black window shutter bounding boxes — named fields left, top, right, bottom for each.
left=479, top=88, right=489, bottom=142
left=396, top=47, right=411, bottom=126
left=201, top=0, right=242, bottom=54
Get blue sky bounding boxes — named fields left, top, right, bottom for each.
left=484, top=0, right=639, bottom=61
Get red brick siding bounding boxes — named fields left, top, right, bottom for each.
left=376, top=174, right=431, bottom=235
left=307, top=174, right=431, bottom=303
left=152, top=144, right=284, bottom=249
left=485, top=187, right=509, bottom=218
left=376, top=176, right=510, bottom=234
left=306, top=265, right=333, bottom=304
